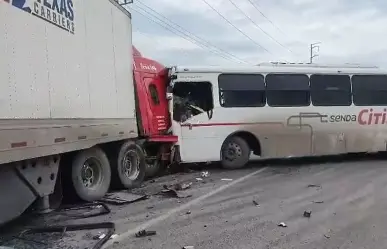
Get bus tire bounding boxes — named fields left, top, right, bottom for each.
left=71, top=148, right=111, bottom=201
left=221, top=136, right=250, bottom=169
left=113, top=141, right=146, bottom=189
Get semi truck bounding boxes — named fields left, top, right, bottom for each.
left=0, top=0, right=177, bottom=225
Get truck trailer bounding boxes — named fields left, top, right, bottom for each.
left=0, top=0, right=178, bottom=225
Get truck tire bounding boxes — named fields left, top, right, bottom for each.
left=112, top=141, right=146, bottom=189
left=221, top=136, right=250, bottom=169
left=71, top=148, right=111, bottom=201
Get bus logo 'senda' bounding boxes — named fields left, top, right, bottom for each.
left=5, top=0, right=75, bottom=34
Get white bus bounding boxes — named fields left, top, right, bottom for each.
left=169, top=63, right=387, bottom=169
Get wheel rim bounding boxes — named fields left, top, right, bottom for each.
left=122, top=149, right=140, bottom=181
left=223, top=142, right=242, bottom=162
left=81, top=158, right=103, bottom=190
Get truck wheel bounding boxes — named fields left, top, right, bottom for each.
left=71, top=148, right=111, bottom=201
left=113, top=141, right=146, bottom=189
left=221, top=136, right=250, bottom=169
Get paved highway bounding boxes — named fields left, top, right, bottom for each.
left=2, top=154, right=387, bottom=249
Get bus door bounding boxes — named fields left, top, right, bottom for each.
left=171, top=81, right=216, bottom=162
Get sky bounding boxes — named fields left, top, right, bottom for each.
left=126, top=0, right=387, bottom=68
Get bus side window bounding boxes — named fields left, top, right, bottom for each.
left=266, top=74, right=310, bottom=107
left=218, top=73, right=265, bottom=107
left=352, top=75, right=387, bottom=106
left=149, top=84, right=160, bottom=105
left=310, top=74, right=352, bottom=106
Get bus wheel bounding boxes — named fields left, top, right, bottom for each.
left=71, top=148, right=111, bottom=201
left=114, top=141, right=146, bottom=189
left=221, top=136, right=250, bottom=169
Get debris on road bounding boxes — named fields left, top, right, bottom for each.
left=221, top=178, right=233, bottom=181
left=278, top=222, right=287, bottom=227
left=252, top=200, right=259, bottom=206
left=174, top=182, right=192, bottom=191
left=307, top=184, right=322, bottom=188
left=313, top=200, right=324, bottom=204
left=101, top=192, right=148, bottom=205
left=159, top=189, right=192, bottom=198
left=95, top=233, right=118, bottom=240
left=19, top=222, right=115, bottom=249
left=186, top=210, right=191, bottom=215
left=201, top=171, right=209, bottom=178
left=135, top=230, right=157, bottom=238
left=57, top=202, right=111, bottom=219
left=196, top=178, right=203, bottom=181
left=182, top=246, right=195, bottom=249
left=324, top=229, right=333, bottom=239
left=303, top=210, right=312, bottom=218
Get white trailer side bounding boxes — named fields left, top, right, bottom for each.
left=0, top=0, right=137, bottom=225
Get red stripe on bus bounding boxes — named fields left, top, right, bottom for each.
left=181, top=122, right=257, bottom=127
left=181, top=122, right=283, bottom=128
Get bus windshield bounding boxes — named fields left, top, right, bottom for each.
left=172, top=81, right=214, bottom=122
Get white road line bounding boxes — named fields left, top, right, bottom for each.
left=104, top=167, right=268, bottom=248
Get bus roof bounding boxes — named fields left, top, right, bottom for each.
left=172, top=63, right=387, bottom=75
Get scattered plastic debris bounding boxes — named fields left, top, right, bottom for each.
left=159, top=189, right=192, bottom=198
left=201, top=171, right=209, bottom=178
left=135, top=230, right=157, bottom=238
left=20, top=222, right=115, bottom=249
left=57, top=202, right=111, bottom=219
left=196, top=178, right=203, bottom=181
left=303, top=210, right=312, bottom=218
left=174, top=182, right=192, bottom=191
left=324, top=229, right=333, bottom=239
left=101, top=192, right=148, bottom=205
left=221, top=178, right=233, bottom=181
left=278, top=222, right=287, bottom=227
left=93, top=233, right=117, bottom=240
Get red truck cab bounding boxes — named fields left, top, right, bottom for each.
left=132, top=46, right=177, bottom=176
left=133, top=46, right=176, bottom=141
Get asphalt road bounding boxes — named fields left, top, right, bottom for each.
left=2, top=154, right=387, bottom=249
